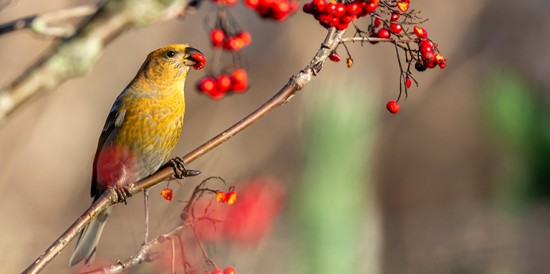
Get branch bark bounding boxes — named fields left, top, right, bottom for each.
left=21, top=27, right=345, bottom=274
left=0, top=4, right=97, bottom=37
left=0, top=0, right=189, bottom=124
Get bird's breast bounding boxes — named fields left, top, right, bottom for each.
left=114, top=90, right=185, bottom=179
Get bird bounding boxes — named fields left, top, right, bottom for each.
left=69, top=44, right=206, bottom=267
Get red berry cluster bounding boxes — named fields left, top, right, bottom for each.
left=303, top=0, right=380, bottom=30
left=210, top=29, right=252, bottom=51
left=413, top=26, right=446, bottom=71
left=197, top=69, right=248, bottom=100
left=244, top=0, right=299, bottom=21
left=207, top=267, right=237, bottom=274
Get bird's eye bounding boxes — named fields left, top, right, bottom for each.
left=166, top=50, right=176, bottom=58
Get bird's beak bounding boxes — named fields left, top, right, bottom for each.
left=184, top=47, right=206, bottom=70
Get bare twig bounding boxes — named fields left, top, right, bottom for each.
left=0, top=4, right=97, bottom=37
left=0, top=0, right=189, bottom=124
left=340, top=36, right=416, bottom=44
left=21, top=27, right=345, bottom=274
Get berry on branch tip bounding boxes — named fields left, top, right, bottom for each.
left=329, top=51, right=341, bottom=62
left=386, top=100, right=400, bottom=114
left=161, top=188, right=173, bottom=201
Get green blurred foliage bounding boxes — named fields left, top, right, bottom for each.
left=483, top=71, right=550, bottom=207
left=292, top=82, right=376, bottom=273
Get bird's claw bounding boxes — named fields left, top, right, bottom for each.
left=169, top=157, right=200, bottom=179
left=111, top=186, right=132, bottom=205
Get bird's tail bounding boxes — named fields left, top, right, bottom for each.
left=69, top=206, right=112, bottom=267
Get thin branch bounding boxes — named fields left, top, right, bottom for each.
left=21, top=27, right=345, bottom=274
left=341, top=36, right=416, bottom=44
left=0, top=0, right=189, bottom=124
left=0, top=4, right=97, bottom=37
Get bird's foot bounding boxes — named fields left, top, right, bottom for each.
left=110, top=185, right=132, bottom=205
left=169, top=157, right=201, bottom=179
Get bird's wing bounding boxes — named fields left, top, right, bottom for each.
left=90, top=96, right=126, bottom=199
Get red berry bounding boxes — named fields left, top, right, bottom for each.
left=405, top=76, right=412, bottom=88
left=386, top=100, right=400, bottom=114
left=212, top=268, right=224, bottom=274
left=377, top=28, right=391, bottom=39
left=434, top=53, right=446, bottom=69
left=346, top=2, right=362, bottom=16
left=413, top=26, right=428, bottom=38
left=340, top=14, right=353, bottom=24
left=303, top=2, right=313, bottom=13
left=330, top=16, right=340, bottom=26
left=420, top=43, right=434, bottom=54
left=335, top=22, right=349, bottom=30
left=373, top=17, right=381, bottom=28
left=290, top=1, right=299, bottom=13
left=397, top=1, right=409, bottom=12
left=215, top=191, right=227, bottom=202
left=390, top=12, right=400, bottom=22
left=423, top=51, right=435, bottom=64
left=334, top=3, right=346, bottom=17
left=160, top=188, right=173, bottom=201
left=244, top=0, right=260, bottom=8
left=198, top=77, right=225, bottom=100
left=197, top=77, right=217, bottom=93
left=390, top=23, right=402, bottom=34
left=437, top=57, right=447, bottom=69
left=231, top=69, right=248, bottom=92
left=237, top=31, right=252, bottom=46
left=210, top=29, right=225, bottom=48
left=224, top=267, right=237, bottom=274
left=364, top=1, right=377, bottom=13
left=225, top=0, right=238, bottom=5
left=425, top=58, right=436, bottom=69
left=325, top=3, right=337, bottom=15
left=328, top=51, right=341, bottom=62
left=273, top=2, right=291, bottom=21
left=225, top=191, right=238, bottom=205
left=318, top=14, right=333, bottom=28
left=312, top=0, right=326, bottom=12
left=217, top=74, right=233, bottom=92
left=224, top=37, right=244, bottom=50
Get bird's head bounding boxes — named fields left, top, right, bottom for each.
left=138, top=44, right=206, bottom=85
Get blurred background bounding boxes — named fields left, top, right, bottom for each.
left=1, top=0, right=549, bottom=273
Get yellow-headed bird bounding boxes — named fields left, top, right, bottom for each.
left=69, top=44, right=206, bottom=266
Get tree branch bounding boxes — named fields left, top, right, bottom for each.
left=0, top=4, right=97, bottom=37
left=21, top=27, right=345, bottom=274
left=0, top=0, right=189, bottom=124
